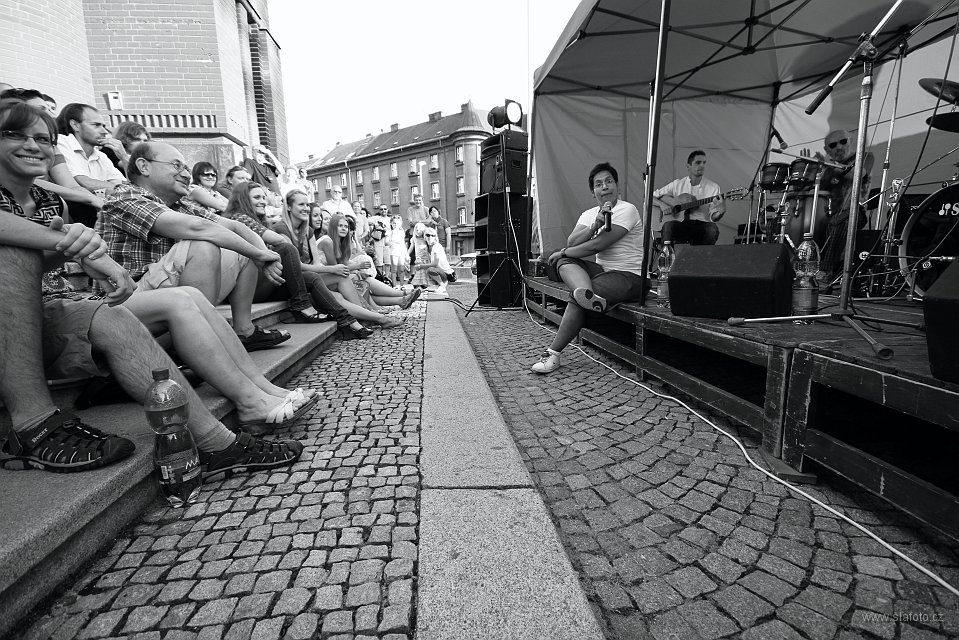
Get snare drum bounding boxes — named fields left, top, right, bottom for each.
left=760, top=163, right=789, bottom=191
left=783, top=190, right=831, bottom=248
left=788, top=159, right=818, bottom=189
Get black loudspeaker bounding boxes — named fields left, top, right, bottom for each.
left=474, top=193, right=530, bottom=253
left=669, top=244, right=794, bottom=319
left=923, top=261, right=959, bottom=383
left=476, top=252, right=524, bottom=307
left=480, top=130, right=528, bottom=194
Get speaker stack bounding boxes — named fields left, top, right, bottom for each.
left=475, top=130, right=530, bottom=307
left=923, top=260, right=959, bottom=384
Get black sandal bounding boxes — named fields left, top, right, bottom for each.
left=0, top=410, right=135, bottom=473
left=338, top=325, right=374, bottom=340
left=288, top=309, right=330, bottom=324
left=239, top=325, right=291, bottom=352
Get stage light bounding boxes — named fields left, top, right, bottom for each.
left=488, top=99, right=523, bottom=129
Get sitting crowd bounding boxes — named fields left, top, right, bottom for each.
left=0, top=84, right=431, bottom=479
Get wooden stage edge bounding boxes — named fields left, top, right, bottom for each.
left=524, top=276, right=959, bottom=542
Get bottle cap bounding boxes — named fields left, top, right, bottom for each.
left=152, top=368, right=170, bottom=381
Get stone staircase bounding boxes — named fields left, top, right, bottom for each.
left=0, top=301, right=337, bottom=637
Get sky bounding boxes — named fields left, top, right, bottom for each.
left=269, top=0, right=583, bottom=163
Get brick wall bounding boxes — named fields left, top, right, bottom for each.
left=0, top=0, right=95, bottom=105
left=213, top=0, right=249, bottom=145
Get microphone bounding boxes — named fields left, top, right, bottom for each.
left=602, top=201, right=612, bottom=232
left=771, top=127, right=788, bottom=150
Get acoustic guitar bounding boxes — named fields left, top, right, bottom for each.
left=653, top=186, right=749, bottom=223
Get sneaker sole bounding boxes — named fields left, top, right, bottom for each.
left=202, top=455, right=299, bottom=480
left=572, top=288, right=607, bottom=313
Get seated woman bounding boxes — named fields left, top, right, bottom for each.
left=414, top=227, right=455, bottom=296
left=278, top=200, right=406, bottom=330
left=102, top=120, right=150, bottom=176
left=532, top=162, right=645, bottom=374
left=188, top=161, right=229, bottom=212
left=320, top=213, right=420, bottom=311
left=224, top=181, right=346, bottom=326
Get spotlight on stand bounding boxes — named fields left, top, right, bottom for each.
left=487, top=99, right=523, bottom=129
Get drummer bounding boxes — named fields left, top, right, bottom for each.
left=653, top=150, right=724, bottom=245
left=816, top=129, right=874, bottom=287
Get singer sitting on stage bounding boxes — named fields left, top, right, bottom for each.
left=652, top=150, right=724, bottom=245
left=816, top=129, right=874, bottom=287
left=532, top=163, right=644, bottom=374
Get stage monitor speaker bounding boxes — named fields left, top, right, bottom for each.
left=668, top=244, right=794, bottom=320
left=480, top=130, right=528, bottom=195
left=476, top=252, right=525, bottom=308
left=923, top=260, right=959, bottom=383
left=474, top=193, right=530, bottom=253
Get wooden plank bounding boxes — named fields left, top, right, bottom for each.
left=643, top=315, right=771, bottom=366
left=782, top=349, right=814, bottom=470
left=804, top=429, right=959, bottom=541
left=762, top=347, right=792, bottom=459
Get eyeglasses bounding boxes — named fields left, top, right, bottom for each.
left=1, top=130, right=54, bottom=148
left=424, top=233, right=437, bottom=238
left=379, top=207, right=389, bottom=211
left=148, top=158, right=189, bottom=173
left=201, top=172, right=217, bottom=178
left=827, top=138, right=848, bottom=149
left=592, top=178, right=616, bottom=189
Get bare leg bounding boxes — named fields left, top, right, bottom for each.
left=0, top=246, right=57, bottom=428
left=225, top=260, right=258, bottom=337
left=178, top=240, right=222, bottom=306
left=328, top=290, right=393, bottom=324
left=549, top=262, right=595, bottom=352
left=124, top=289, right=291, bottom=424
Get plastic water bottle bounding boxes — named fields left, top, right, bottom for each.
left=657, top=241, right=675, bottom=308
left=144, top=369, right=201, bottom=507
left=792, top=233, right=820, bottom=324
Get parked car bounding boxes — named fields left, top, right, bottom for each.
left=454, top=252, right=478, bottom=275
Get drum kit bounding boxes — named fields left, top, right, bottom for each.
left=747, top=77, right=959, bottom=299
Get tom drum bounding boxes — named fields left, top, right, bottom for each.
left=760, top=163, right=790, bottom=191
left=898, top=184, right=959, bottom=296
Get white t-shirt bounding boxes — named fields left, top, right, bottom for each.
left=429, top=244, right=452, bottom=273
left=654, top=176, right=720, bottom=223
left=574, top=199, right=644, bottom=276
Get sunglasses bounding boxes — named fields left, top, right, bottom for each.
left=201, top=172, right=217, bottom=178
left=827, top=138, right=848, bottom=149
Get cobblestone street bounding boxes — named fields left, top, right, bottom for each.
left=13, top=303, right=425, bottom=640
left=455, top=291, right=959, bottom=640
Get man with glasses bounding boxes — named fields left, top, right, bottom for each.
left=817, top=128, right=875, bottom=287
left=531, top=163, right=644, bottom=374
left=97, top=141, right=290, bottom=351
left=652, top=150, right=724, bottom=246
left=320, top=184, right=352, bottom=218
left=54, top=103, right=125, bottom=198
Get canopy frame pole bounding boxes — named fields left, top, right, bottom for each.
left=528, top=90, right=541, bottom=257
left=640, top=0, right=671, bottom=306
left=748, top=83, right=783, bottom=244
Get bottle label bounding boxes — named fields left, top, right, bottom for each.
left=156, top=449, right=201, bottom=485
left=792, top=287, right=818, bottom=315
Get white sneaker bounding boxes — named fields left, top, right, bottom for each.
left=572, top=287, right=607, bottom=313
left=531, top=350, right=561, bottom=374
left=435, top=284, right=448, bottom=296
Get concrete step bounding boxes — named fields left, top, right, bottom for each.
left=0, top=304, right=337, bottom=637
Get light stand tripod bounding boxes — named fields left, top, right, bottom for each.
left=728, top=1, right=925, bottom=358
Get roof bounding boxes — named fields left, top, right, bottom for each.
left=298, top=101, right=494, bottom=171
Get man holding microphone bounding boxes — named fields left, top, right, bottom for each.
left=531, top=162, right=645, bottom=374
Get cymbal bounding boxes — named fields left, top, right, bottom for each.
left=927, top=112, right=959, bottom=133
left=919, top=78, right=959, bottom=105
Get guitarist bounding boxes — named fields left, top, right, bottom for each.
left=652, top=150, right=724, bottom=245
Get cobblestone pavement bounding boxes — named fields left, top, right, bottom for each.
left=454, top=288, right=959, bottom=640
left=14, top=303, right=425, bottom=640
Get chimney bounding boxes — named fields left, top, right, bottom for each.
left=308, top=154, right=314, bottom=160
left=461, top=102, right=470, bottom=113
left=428, top=111, right=442, bottom=122
left=390, top=123, right=399, bottom=133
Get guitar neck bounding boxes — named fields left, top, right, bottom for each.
left=677, top=193, right=721, bottom=212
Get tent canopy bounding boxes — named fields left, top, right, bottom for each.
left=532, top=0, right=959, bottom=254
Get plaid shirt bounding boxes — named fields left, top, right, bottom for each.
left=96, top=182, right=219, bottom=282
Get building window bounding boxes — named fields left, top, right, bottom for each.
left=373, top=192, right=381, bottom=207
left=458, top=206, right=467, bottom=225
left=410, top=185, right=419, bottom=200
left=455, top=145, right=464, bottom=164
left=326, top=176, right=332, bottom=190
left=408, top=158, right=418, bottom=174
left=340, top=173, right=347, bottom=187
left=312, top=179, right=319, bottom=195
left=356, top=195, right=364, bottom=207
left=456, top=176, right=465, bottom=195
left=356, top=169, right=363, bottom=185
left=372, top=166, right=380, bottom=182
left=389, top=162, right=397, bottom=179
left=390, top=188, right=399, bottom=205
left=429, top=153, right=439, bottom=171
left=430, top=182, right=440, bottom=200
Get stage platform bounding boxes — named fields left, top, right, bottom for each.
left=525, top=276, right=959, bottom=541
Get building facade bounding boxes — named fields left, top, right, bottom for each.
left=0, top=0, right=288, bottom=167
left=300, top=102, right=493, bottom=258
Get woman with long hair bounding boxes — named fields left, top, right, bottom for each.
left=188, top=160, right=229, bottom=212
left=224, top=181, right=355, bottom=327
left=279, top=192, right=406, bottom=330
left=320, top=213, right=419, bottom=310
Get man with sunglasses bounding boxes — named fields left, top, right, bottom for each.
left=817, top=129, right=875, bottom=287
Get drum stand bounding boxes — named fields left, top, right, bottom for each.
left=728, top=4, right=924, bottom=360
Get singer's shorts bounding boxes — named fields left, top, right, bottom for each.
left=547, top=257, right=644, bottom=304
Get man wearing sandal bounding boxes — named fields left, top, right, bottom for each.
left=97, top=142, right=290, bottom=351
left=0, top=100, right=303, bottom=475
left=532, top=162, right=644, bottom=374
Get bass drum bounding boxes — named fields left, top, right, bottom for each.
left=782, top=190, right=831, bottom=249
left=898, top=184, right=959, bottom=296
